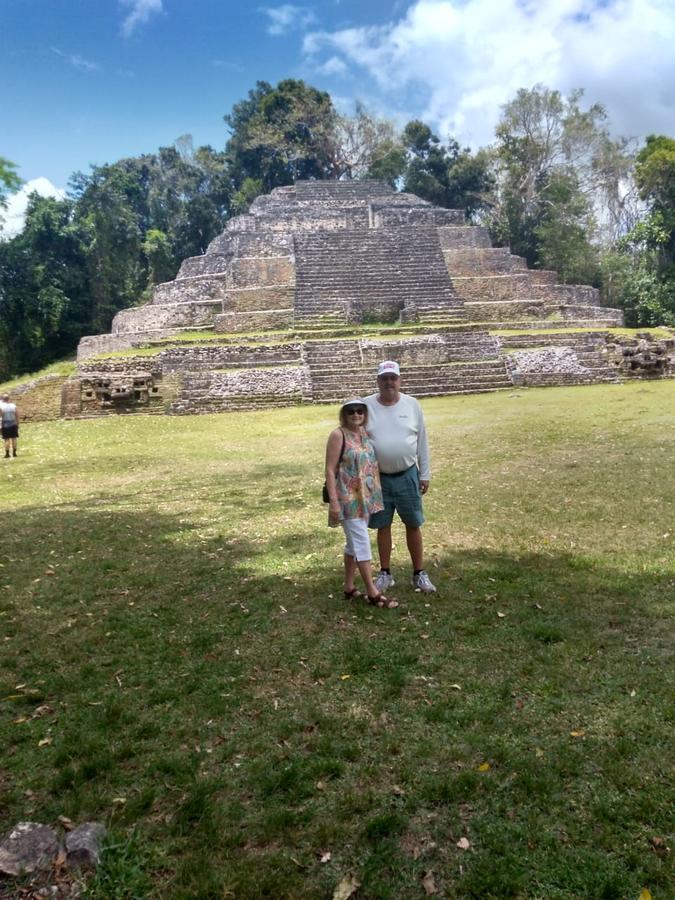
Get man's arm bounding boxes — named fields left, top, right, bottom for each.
left=415, top=401, right=431, bottom=486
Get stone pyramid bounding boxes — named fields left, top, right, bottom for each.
left=63, top=180, right=672, bottom=417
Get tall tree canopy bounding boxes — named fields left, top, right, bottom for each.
left=489, top=86, right=633, bottom=283
left=225, top=80, right=339, bottom=198
left=367, top=120, right=493, bottom=218
left=0, top=194, right=90, bottom=373
left=0, top=156, right=21, bottom=230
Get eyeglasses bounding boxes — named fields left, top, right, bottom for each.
left=345, top=407, right=366, bottom=415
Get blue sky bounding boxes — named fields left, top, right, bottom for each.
left=2, top=0, right=675, bottom=205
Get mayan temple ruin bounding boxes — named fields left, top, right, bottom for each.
left=46, top=179, right=673, bottom=418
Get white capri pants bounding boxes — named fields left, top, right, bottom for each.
left=342, top=516, right=372, bottom=562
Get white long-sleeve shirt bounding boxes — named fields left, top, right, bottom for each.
left=364, top=392, right=431, bottom=481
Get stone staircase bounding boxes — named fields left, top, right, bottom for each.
left=302, top=332, right=511, bottom=402
left=294, top=227, right=465, bottom=323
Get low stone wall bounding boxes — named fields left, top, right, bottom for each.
left=213, top=309, right=294, bottom=333
left=78, top=358, right=162, bottom=377
left=559, top=304, right=624, bottom=324
left=170, top=365, right=309, bottom=414
left=5, top=375, right=69, bottom=422
left=464, top=300, right=549, bottom=321
left=358, top=333, right=500, bottom=366
left=160, top=342, right=303, bottom=372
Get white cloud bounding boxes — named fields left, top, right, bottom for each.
left=316, top=55, right=348, bottom=76
left=261, top=4, right=317, bottom=36
left=1, top=178, right=66, bottom=239
left=51, top=46, right=100, bottom=72
left=303, top=0, right=675, bottom=146
left=120, top=0, right=163, bottom=38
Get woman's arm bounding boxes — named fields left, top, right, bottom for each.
left=325, top=428, right=343, bottom=522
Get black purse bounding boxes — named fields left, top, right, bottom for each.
left=322, top=430, right=345, bottom=502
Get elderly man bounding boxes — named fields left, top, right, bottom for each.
left=0, top=394, right=19, bottom=459
left=364, top=361, right=436, bottom=594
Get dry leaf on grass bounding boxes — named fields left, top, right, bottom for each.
left=422, top=870, right=438, bottom=894
left=456, top=837, right=471, bottom=851
left=477, top=762, right=490, bottom=772
left=638, top=890, right=653, bottom=900
left=569, top=730, right=586, bottom=738
left=332, top=874, right=361, bottom=900
left=319, top=851, right=332, bottom=864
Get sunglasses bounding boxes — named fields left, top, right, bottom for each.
left=345, top=407, right=366, bottom=415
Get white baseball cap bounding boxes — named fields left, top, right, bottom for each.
left=377, top=360, right=400, bottom=377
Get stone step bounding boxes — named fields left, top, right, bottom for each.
left=311, top=383, right=513, bottom=402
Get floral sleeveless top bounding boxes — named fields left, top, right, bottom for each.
left=336, top=427, right=384, bottom=520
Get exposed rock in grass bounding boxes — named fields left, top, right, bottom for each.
left=0, top=823, right=59, bottom=876
left=65, top=823, right=106, bottom=869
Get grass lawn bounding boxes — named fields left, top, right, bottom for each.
left=1, top=381, right=673, bottom=899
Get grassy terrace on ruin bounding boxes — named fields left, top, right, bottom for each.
left=78, top=325, right=673, bottom=363
left=1, top=382, right=673, bottom=898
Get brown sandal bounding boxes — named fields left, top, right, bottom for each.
left=344, top=588, right=364, bottom=600
left=367, top=593, right=399, bottom=609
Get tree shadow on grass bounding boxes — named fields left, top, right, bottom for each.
left=1, top=504, right=673, bottom=898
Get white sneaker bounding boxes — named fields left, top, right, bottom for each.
left=411, top=570, right=436, bottom=593
left=374, top=570, right=395, bottom=593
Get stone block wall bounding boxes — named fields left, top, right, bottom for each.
left=112, top=301, right=222, bottom=334
left=6, top=375, right=69, bottom=422
left=443, top=248, right=528, bottom=275
left=63, top=364, right=182, bottom=417
left=229, top=257, right=294, bottom=289
left=213, top=309, right=293, bottom=333
left=177, top=254, right=229, bottom=278
left=464, top=300, right=550, bottom=321
left=437, top=226, right=492, bottom=249
left=373, top=207, right=464, bottom=227
left=160, top=342, right=303, bottom=373
left=170, top=365, right=309, bottom=414
left=151, top=275, right=227, bottom=305
left=223, top=286, right=295, bottom=313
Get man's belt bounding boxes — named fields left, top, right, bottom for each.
left=381, top=465, right=416, bottom=478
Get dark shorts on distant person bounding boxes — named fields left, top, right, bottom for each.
left=1, top=424, right=18, bottom=440
left=368, top=465, right=425, bottom=529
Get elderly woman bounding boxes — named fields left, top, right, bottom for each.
left=325, top=398, right=399, bottom=609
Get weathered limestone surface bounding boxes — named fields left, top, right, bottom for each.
left=67, top=178, right=670, bottom=418
left=66, top=822, right=107, bottom=869
left=0, top=822, right=59, bottom=876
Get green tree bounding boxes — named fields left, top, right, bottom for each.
left=489, top=86, right=632, bottom=282
left=0, top=156, right=21, bottom=231
left=224, top=80, right=339, bottom=194
left=333, top=103, right=400, bottom=181
left=601, top=213, right=675, bottom=326
left=367, top=120, right=493, bottom=217
left=0, top=194, right=90, bottom=375
left=142, top=229, right=174, bottom=287
left=635, top=135, right=675, bottom=265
